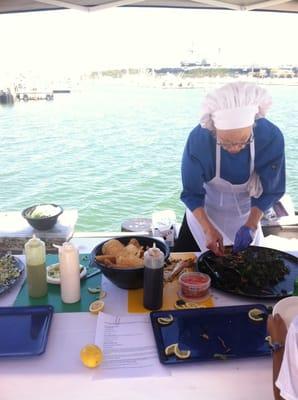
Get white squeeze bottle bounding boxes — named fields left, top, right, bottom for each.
left=25, top=235, right=48, bottom=298
left=58, top=242, right=81, bottom=304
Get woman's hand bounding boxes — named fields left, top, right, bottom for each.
left=192, top=207, right=224, bottom=256
left=233, top=225, right=254, bottom=253
left=205, top=225, right=225, bottom=256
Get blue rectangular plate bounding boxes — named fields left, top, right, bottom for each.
left=150, top=304, right=271, bottom=365
left=0, top=305, right=54, bottom=357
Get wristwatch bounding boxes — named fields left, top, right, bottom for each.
left=270, top=342, right=285, bottom=353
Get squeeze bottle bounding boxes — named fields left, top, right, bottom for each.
left=143, top=243, right=164, bottom=310
left=25, top=235, right=48, bottom=298
left=59, top=242, right=81, bottom=304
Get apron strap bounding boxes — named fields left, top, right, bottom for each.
left=215, top=144, right=221, bottom=178
left=249, top=128, right=255, bottom=175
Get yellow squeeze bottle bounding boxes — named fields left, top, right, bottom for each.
left=25, top=235, right=48, bottom=298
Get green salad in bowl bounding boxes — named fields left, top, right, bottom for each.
left=22, top=204, right=63, bottom=230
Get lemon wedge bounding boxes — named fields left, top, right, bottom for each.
left=157, top=315, right=174, bottom=325
left=165, top=343, right=178, bottom=356
left=80, top=344, right=103, bottom=368
left=265, top=335, right=272, bottom=346
left=248, top=308, right=264, bottom=321
left=89, top=300, right=105, bottom=314
left=174, top=345, right=191, bottom=359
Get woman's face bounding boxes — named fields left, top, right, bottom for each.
left=216, top=126, right=253, bottom=154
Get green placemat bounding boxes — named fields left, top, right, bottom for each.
left=14, top=254, right=102, bottom=313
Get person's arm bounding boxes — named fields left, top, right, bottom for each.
left=180, top=127, right=224, bottom=255
left=192, top=207, right=224, bottom=256
left=233, top=122, right=285, bottom=252
left=244, top=206, right=263, bottom=230
left=251, top=121, right=285, bottom=212
left=180, top=126, right=211, bottom=211
left=267, top=314, right=288, bottom=400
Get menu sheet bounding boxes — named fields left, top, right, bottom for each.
left=94, top=312, right=170, bottom=379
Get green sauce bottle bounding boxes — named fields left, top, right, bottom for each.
left=25, top=235, right=48, bottom=298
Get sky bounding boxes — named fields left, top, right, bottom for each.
left=0, top=6, right=297, bottom=78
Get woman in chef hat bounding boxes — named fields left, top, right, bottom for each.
left=180, top=81, right=285, bottom=255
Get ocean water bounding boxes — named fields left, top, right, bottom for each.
left=1, top=82, right=298, bottom=231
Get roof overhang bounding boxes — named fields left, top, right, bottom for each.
left=0, top=0, right=297, bottom=14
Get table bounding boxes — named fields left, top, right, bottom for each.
left=0, top=235, right=297, bottom=400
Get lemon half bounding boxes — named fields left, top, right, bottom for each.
left=80, top=344, right=103, bottom=368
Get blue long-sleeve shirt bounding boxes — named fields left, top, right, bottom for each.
left=181, top=118, right=286, bottom=213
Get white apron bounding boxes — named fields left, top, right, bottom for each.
left=186, top=138, right=264, bottom=254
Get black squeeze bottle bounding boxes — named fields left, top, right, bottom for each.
left=143, top=243, right=164, bottom=310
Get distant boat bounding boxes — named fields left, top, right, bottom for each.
left=0, top=89, right=14, bottom=105
left=53, top=89, right=71, bottom=94
left=15, top=89, right=54, bottom=101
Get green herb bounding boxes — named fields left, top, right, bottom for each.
left=0, top=254, right=21, bottom=287
left=205, top=248, right=289, bottom=294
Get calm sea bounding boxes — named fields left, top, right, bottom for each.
left=1, top=82, right=298, bottom=231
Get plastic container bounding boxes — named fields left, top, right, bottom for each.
left=58, top=242, right=81, bottom=304
left=178, top=272, right=210, bottom=301
left=24, top=235, right=48, bottom=298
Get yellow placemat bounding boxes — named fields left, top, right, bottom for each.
left=128, top=280, right=214, bottom=313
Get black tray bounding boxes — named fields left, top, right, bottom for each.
left=197, top=246, right=298, bottom=299
left=0, top=254, right=25, bottom=295
left=150, top=304, right=271, bottom=365
left=0, top=305, right=54, bottom=357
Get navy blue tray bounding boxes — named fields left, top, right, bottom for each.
left=0, top=305, right=54, bottom=357
left=150, top=304, right=271, bottom=365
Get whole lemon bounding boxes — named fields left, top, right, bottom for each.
left=80, top=344, right=103, bottom=368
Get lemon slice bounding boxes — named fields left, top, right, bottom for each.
left=89, top=300, right=105, bottom=314
left=80, top=344, right=103, bottom=368
left=175, top=303, right=187, bottom=310
left=174, top=345, right=191, bottom=359
left=88, top=287, right=107, bottom=299
left=157, top=315, right=174, bottom=325
left=165, top=343, right=178, bottom=356
left=248, top=308, right=264, bottom=321
left=265, top=335, right=272, bottom=346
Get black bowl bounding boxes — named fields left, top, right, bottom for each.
left=90, top=236, right=169, bottom=290
left=22, top=204, right=63, bottom=231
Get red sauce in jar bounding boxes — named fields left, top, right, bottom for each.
left=181, top=274, right=209, bottom=284
left=179, top=272, right=210, bottom=299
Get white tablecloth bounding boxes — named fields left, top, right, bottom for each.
left=0, top=235, right=297, bottom=400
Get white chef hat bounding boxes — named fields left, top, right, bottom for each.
left=200, top=81, right=272, bottom=131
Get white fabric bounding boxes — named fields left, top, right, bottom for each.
left=276, top=316, right=298, bottom=400
left=247, top=171, right=263, bottom=198
left=200, top=81, right=272, bottom=131
left=186, top=137, right=263, bottom=253
left=213, top=105, right=258, bottom=129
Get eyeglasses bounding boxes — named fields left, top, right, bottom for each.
left=216, top=134, right=254, bottom=149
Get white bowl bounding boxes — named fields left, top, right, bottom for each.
left=273, top=296, right=298, bottom=328
left=46, top=263, right=86, bottom=284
